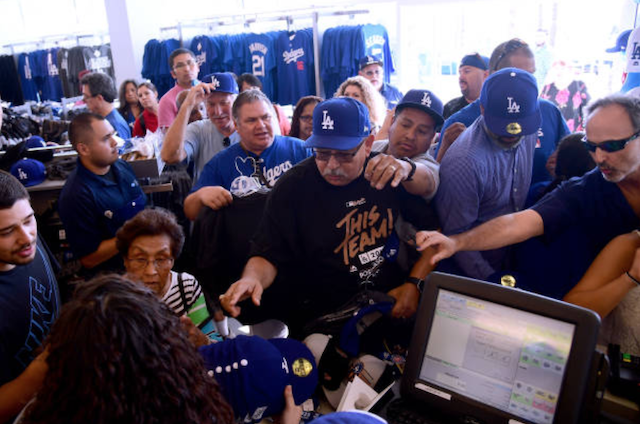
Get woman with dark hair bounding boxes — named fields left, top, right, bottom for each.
left=132, top=81, right=160, bottom=137
left=20, top=274, right=235, bottom=424
left=115, top=208, right=215, bottom=333
left=117, top=79, right=142, bottom=127
left=289, top=95, right=323, bottom=140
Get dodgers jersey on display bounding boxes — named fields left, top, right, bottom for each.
left=191, top=35, right=218, bottom=79
left=276, top=29, right=315, bottom=106
left=245, top=32, right=278, bottom=100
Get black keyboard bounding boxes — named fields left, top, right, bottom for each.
left=385, top=399, right=443, bottom=424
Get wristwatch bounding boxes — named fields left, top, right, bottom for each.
left=405, top=276, right=424, bottom=292
left=399, top=157, right=416, bottom=181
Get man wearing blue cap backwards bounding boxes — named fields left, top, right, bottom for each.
left=433, top=68, right=542, bottom=280
left=161, top=72, right=241, bottom=184
left=220, top=97, right=438, bottom=327
left=442, top=53, right=489, bottom=119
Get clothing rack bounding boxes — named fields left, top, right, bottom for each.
left=2, top=32, right=109, bottom=55
left=159, top=6, right=369, bottom=97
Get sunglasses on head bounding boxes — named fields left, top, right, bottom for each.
left=582, top=130, right=640, bottom=153
left=492, top=38, right=528, bottom=72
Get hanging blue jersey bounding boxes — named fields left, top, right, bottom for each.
left=18, top=53, right=39, bottom=101
left=276, top=29, right=315, bottom=106
left=191, top=35, right=217, bottom=79
left=245, top=32, right=277, bottom=100
left=41, top=48, right=64, bottom=101
left=361, top=24, right=394, bottom=84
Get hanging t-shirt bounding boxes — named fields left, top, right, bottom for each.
left=276, top=29, right=315, bottom=106
left=18, top=53, right=39, bottom=102
left=40, top=48, right=64, bottom=101
left=360, top=24, right=395, bottom=84
left=190, top=35, right=217, bottom=80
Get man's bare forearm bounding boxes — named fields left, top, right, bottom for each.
left=161, top=102, right=193, bottom=163
left=452, top=209, right=544, bottom=252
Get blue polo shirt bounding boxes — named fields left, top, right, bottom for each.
left=192, top=135, right=311, bottom=192
left=380, top=83, right=403, bottom=109
left=58, top=158, right=145, bottom=270
left=436, top=98, right=569, bottom=185
left=106, top=108, right=131, bottom=139
left=504, top=168, right=640, bottom=298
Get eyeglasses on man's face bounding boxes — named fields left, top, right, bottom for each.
left=314, top=141, right=365, bottom=164
left=173, top=59, right=197, bottom=70
left=582, top=130, right=640, bottom=153
left=364, top=69, right=382, bottom=77
left=299, top=115, right=313, bottom=123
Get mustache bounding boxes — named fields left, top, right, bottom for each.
left=13, top=240, right=35, bottom=254
left=322, top=168, right=348, bottom=178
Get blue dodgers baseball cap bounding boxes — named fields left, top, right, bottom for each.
left=309, top=411, right=388, bottom=424
left=460, top=53, right=489, bottom=70
left=199, top=335, right=318, bottom=423
left=306, top=97, right=371, bottom=151
left=201, top=72, right=239, bottom=94
left=25, top=135, right=46, bottom=149
left=480, top=67, right=541, bottom=137
left=10, top=158, right=46, bottom=187
left=339, top=302, right=394, bottom=357
left=607, top=29, right=632, bottom=53
left=396, top=89, right=445, bottom=127
left=359, top=54, right=384, bottom=70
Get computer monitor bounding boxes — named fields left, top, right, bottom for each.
left=402, top=272, right=600, bottom=424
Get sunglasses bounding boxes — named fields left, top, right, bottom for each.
left=582, top=130, right=640, bottom=153
left=492, top=38, right=528, bottom=72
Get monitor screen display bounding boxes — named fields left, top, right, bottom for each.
left=418, top=289, right=576, bottom=424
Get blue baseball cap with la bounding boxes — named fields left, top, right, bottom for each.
left=202, top=72, right=239, bottom=94
left=480, top=67, right=541, bottom=137
left=396, top=89, right=444, bottom=127
left=306, top=97, right=371, bottom=151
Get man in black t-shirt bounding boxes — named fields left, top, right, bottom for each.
left=0, top=171, right=60, bottom=420
left=220, top=97, right=437, bottom=331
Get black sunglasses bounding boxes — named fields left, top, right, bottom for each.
left=492, top=38, right=528, bottom=72
left=582, top=130, right=640, bottom=153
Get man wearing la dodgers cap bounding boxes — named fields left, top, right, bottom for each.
left=368, top=89, right=442, bottom=202
left=358, top=55, right=403, bottom=109
left=433, top=67, right=541, bottom=280
left=220, top=97, right=438, bottom=332
left=161, top=72, right=241, bottom=184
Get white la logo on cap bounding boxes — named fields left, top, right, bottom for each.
left=211, top=76, right=220, bottom=89
left=421, top=92, right=432, bottom=107
left=17, top=168, right=28, bottom=181
left=321, top=110, right=334, bottom=130
left=507, top=97, right=520, bottom=114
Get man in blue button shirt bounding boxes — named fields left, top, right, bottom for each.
left=80, top=72, right=131, bottom=140
left=58, top=113, right=145, bottom=273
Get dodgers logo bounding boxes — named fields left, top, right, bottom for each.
left=322, top=110, right=334, bottom=130
left=17, top=168, right=28, bottom=181
left=632, top=42, right=640, bottom=61
left=421, top=92, right=432, bottom=107
left=210, top=76, right=220, bottom=89
left=507, top=97, right=520, bottom=114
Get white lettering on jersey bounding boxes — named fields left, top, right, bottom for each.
left=283, top=48, right=305, bottom=64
